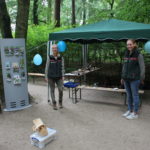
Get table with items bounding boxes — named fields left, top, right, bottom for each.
left=64, top=67, right=101, bottom=103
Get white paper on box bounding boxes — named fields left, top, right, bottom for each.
left=30, top=128, right=57, bottom=149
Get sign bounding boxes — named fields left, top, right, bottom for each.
left=0, top=39, right=31, bottom=111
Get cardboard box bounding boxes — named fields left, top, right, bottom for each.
left=30, top=128, right=57, bottom=149
left=32, top=118, right=48, bottom=137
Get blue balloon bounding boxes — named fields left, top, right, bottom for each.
left=57, top=41, right=66, bottom=52
left=144, top=41, right=150, bottom=53
left=33, top=54, right=42, bottom=66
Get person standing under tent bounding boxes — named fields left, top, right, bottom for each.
left=121, top=39, right=145, bottom=119
left=45, top=44, right=65, bottom=110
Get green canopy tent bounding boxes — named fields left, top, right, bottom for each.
left=47, top=19, right=150, bottom=104
left=49, top=19, right=150, bottom=43
left=48, top=19, right=150, bottom=69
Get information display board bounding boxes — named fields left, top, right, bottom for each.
left=0, top=39, right=31, bottom=111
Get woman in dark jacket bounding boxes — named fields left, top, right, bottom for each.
left=121, top=39, right=145, bottom=119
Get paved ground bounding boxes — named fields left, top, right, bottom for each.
left=0, top=82, right=150, bottom=150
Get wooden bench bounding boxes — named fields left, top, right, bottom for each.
left=77, top=85, right=144, bottom=106
left=28, top=73, right=45, bottom=83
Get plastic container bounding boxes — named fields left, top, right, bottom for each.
left=64, top=81, right=80, bottom=88
left=30, top=128, right=57, bottom=149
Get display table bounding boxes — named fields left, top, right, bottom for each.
left=64, top=67, right=101, bottom=103
left=65, top=67, right=100, bottom=84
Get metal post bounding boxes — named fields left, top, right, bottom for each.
left=82, top=44, right=85, bottom=68
left=82, top=44, right=88, bottom=84
left=86, top=44, right=88, bottom=66
left=47, top=41, right=52, bottom=104
left=82, top=44, right=88, bottom=68
left=85, top=44, right=88, bottom=67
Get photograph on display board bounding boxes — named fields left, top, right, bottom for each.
left=13, top=75, right=21, bottom=85
left=6, top=73, right=12, bottom=82
left=4, top=47, right=14, bottom=56
left=18, top=47, right=24, bottom=56
left=21, top=72, right=26, bottom=80
left=14, top=47, right=24, bottom=56
left=5, top=62, right=11, bottom=70
left=12, top=62, right=19, bottom=72
left=19, top=59, right=25, bottom=68
left=14, top=47, right=20, bottom=56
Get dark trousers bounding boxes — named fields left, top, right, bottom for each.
left=48, top=78, right=63, bottom=104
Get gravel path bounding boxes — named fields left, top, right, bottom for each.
left=0, top=82, right=150, bottom=150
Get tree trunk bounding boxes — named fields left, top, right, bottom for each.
left=15, top=0, right=30, bottom=39
left=0, top=0, right=13, bottom=38
left=72, top=0, right=76, bottom=27
left=33, top=0, right=39, bottom=25
left=0, top=0, right=13, bottom=112
left=47, top=0, right=52, bottom=23
left=82, top=0, right=86, bottom=25
left=108, top=0, right=115, bottom=18
left=54, top=0, right=61, bottom=27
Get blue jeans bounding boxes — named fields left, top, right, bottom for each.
left=124, top=80, right=140, bottom=113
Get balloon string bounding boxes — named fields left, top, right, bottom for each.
left=26, top=42, right=47, bottom=53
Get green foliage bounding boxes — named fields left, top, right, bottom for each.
left=26, top=24, right=70, bottom=72
left=4, top=0, right=150, bottom=74
left=27, top=24, right=69, bottom=49
left=6, top=0, right=150, bottom=26
left=116, top=0, right=150, bottom=23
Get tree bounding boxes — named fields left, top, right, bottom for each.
left=0, top=0, right=31, bottom=107
left=82, top=0, right=86, bottom=25
left=54, top=0, right=61, bottom=27
left=0, top=0, right=13, bottom=107
left=15, top=0, right=30, bottom=39
left=0, top=0, right=13, bottom=38
left=116, top=0, right=150, bottom=23
left=72, top=0, right=76, bottom=26
left=47, top=0, right=52, bottom=23
left=107, top=0, right=115, bottom=18
left=33, top=0, right=39, bottom=25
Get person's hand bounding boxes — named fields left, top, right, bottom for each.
left=121, top=79, right=124, bottom=85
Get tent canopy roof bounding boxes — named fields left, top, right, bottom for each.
left=49, top=19, right=150, bottom=43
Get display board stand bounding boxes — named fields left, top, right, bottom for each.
left=0, top=39, right=31, bottom=111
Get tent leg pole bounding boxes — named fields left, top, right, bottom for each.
left=84, top=44, right=88, bottom=84
left=82, top=44, right=86, bottom=84
left=47, top=41, right=53, bottom=104
left=82, top=44, right=84, bottom=68
left=85, top=44, right=88, bottom=67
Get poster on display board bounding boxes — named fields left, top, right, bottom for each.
left=0, top=39, right=31, bottom=111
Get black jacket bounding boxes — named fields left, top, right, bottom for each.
left=48, top=55, right=63, bottom=79
left=122, top=49, right=140, bottom=81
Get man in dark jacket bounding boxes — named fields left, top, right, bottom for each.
left=45, top=44, right=65, bottom=110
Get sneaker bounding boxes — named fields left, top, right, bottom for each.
left=122, top=111, right=131, bottom=117
left=59, top=103, right=63, bottom=109
left=52, top=104, right=57, bottom=110
left=126, top=113, right=138, bottom=120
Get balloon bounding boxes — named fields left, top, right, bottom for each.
left=144, top=41, right=150, bottom=53
left=57, top=41, right=66, bottom=52
left=33, top=54, right=42, bottom=66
